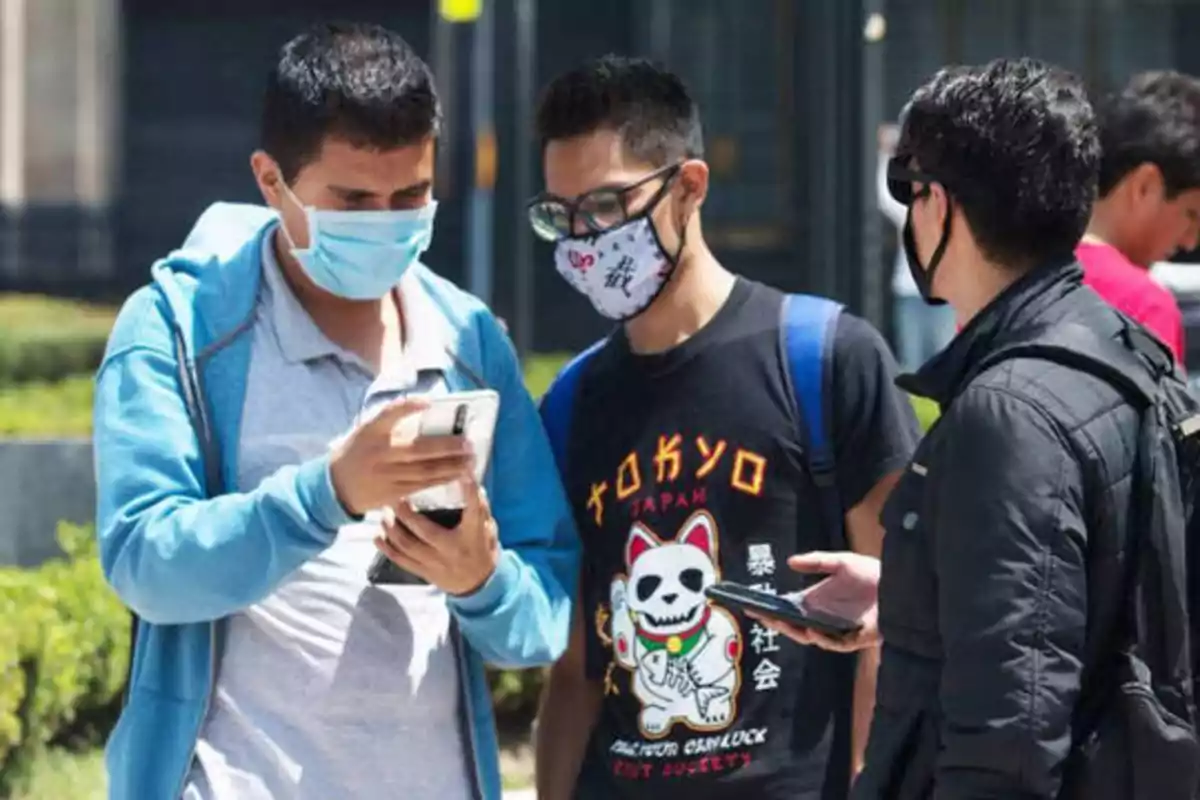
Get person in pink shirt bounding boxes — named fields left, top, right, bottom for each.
left=1078, top=70, right=1200, bottom=364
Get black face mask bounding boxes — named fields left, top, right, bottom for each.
left=887, top=155, right=953, bottom=306
left=901, top=199, right=952, bottom=306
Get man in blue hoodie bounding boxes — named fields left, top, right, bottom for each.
left=93, top=22, right=577, bottom=800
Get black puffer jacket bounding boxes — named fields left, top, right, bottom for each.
left=853, top=262, right=1143, bottom=800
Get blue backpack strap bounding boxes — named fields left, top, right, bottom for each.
left=539, top=339, right=606, bottom=474
left=782, top=293, right=845, bottom=548
left=782, top=293, right=854, bottom=800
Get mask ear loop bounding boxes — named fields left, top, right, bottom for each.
left=903, top=181, right=952, bottom=305
left=643, top=170, right=692, bottom=270
left=667, top=209, right=691, bottom=267
left=667, top=171, right=695, bottom=268
left=924, top=191, right=954, bottom=289
left=274, top=175, right=314, bottom=252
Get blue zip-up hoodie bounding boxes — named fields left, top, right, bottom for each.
left=93, top=202, right=579, bottom=800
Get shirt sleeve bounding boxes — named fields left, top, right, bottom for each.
left=829, top=313, right=922, bottom=511
left=94, top=288, right=347, bottom=626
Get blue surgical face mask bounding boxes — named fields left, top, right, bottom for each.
left=279, top=182, right=437, bottom=300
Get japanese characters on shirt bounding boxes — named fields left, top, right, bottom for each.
left=588, top=433, right=784, bottom=782
left=745, top=543, right=783, bottom=692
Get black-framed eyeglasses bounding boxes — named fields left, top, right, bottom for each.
left=526, top=162, right=682, bottom=242
left=886, top=156, right=938, bottom=206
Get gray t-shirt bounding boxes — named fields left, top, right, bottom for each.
left=182, top=236, right=474, bottom=800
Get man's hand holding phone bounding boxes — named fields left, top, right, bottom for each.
left=749, top=551, right=882, bottom=653
left=328, top=397, right=474, bottom=516
left=373, top=478, right=500, bottom=597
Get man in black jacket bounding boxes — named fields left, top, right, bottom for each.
left=758, top=58, right=1150, bottom=798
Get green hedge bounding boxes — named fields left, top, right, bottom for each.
left=0, top=296, right=115, bottom=387
left=0, top=524, right=129, bottom=796
left=0, top=377, right=94, bottom=438
left=0, top=532, right=544, bottom=788
left=0, top=524, right=544, bottom=796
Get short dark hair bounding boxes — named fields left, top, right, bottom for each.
left=535, top=55, right=703, bottom=166
left=898, top=57, right=1099, bottom=268
left=261, top=22, right=441, bottom=182
left=1096, top=70, right=1200, bottom=198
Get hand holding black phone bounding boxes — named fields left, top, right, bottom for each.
left=704, top=581, right=863, bottom=638
left=366, top=507, right=464, bottom=586
left=365, top=389, right=496, bottom=587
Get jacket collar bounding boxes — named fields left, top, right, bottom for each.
left=899, top=255, right=1084, bottom=406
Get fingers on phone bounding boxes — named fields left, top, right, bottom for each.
left=786, top=551, right=843, bottom=574
left=387, top=436, right=471, bottom=463
left=381, top=457, right=466, bottom=485
left=374, top=397, right=431, bottom=426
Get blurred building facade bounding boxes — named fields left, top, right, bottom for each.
left=0, top=0, right=1197, bottom=353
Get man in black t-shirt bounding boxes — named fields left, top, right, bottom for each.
left=528, top=56, right=921, bottom=800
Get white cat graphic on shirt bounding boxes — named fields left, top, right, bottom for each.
left=609, top=511, right=742, bottom=738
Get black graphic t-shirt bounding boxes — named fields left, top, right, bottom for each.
left=563, top=279, right=920, bottom=800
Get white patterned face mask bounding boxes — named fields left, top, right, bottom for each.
left=553, top=217, right=675, bottom=321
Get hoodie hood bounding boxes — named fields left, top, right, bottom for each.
left=181, top=202, right=278, bottom=259
left=150, top=202, right=279, bottom=360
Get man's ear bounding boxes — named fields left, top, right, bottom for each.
left=930, top=181, right=952, bottom=225
left=250, top=150, right=284, bottom=209
left=677, top=159, right=710, bottom=217
left=1129, top=162, right=1167, bottom=201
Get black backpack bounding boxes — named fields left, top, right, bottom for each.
left=980, top=321, right=1200, bottom=799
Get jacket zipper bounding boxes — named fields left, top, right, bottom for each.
left=174, top=621, right=219, bottom=799
left=170, top=318, right=223, bottom=800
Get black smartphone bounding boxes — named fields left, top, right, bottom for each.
left=704, top=581, right=863, bottom=638
left=366, top=507, right=465, bottom=586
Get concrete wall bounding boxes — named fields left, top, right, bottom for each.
left=0, top=439, right=94, bottom=567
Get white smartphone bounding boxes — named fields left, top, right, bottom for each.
left=404, top=389, right=500, bottom=511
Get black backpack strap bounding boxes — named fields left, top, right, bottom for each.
left=975, top=321, right=1159, bottom=409
left=977, top=320, right=1194, bottom=733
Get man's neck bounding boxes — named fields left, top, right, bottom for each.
left=1084, top=202, right=1146, bottom=268
left=947, top=256, right=1025, bottom=329
left=272, top=229, right=401, bottom=366
left=1082, top=220, right=1119, bottom=252
left=623, top=248, right=735, bottom=355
